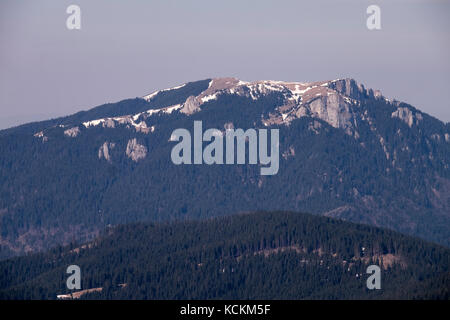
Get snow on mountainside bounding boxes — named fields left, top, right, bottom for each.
left=34, top=77, right=404, bottom=139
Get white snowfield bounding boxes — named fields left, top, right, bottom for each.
left=142, top=83, right=186, bottom=101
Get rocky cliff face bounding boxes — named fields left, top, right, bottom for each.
left=98, top=141, right=115, bottom=162
left=63, top=126, right=80, bottom=138
left=126, top=138, right=147, bottom=162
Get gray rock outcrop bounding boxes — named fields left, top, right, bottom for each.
left=64, top=126, right=80, bottom=138
left=98, top=142, right=115, bottom=162
left=126, top=138, right=147, bottom=161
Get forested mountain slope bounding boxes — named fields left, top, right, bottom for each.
left=1, top=78, right=449, bottom=259
left=1, top=212, right=448, bottom=300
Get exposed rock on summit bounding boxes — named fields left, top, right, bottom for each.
left=180, top=95, right=202, bottom=115
left=72, top=77, right=393, bottom=140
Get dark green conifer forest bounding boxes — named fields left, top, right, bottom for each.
left=1, top=212, right=448, bottom=300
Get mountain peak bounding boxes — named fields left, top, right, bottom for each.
left=32, top=77, right=393, bottom=140
left=149, top=77, right=387, bottom=136
left=142, top=77, right=387, bottom=126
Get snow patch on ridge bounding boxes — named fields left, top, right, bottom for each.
left=81, top=104, right=182, bottom=133
left=142, top=83, right=186, bottom=101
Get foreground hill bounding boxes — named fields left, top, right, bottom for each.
left=0, top=78, right=449, bottom=259
left=0, top=211, right=448, bottom=299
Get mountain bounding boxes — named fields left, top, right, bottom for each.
left=1, top=211, right=448, bottom=300
left=0, top=77, right=449, bottom=259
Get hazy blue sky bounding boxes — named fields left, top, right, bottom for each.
left=1, top=0, right=449, bottom=129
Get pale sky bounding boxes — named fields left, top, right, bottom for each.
left=1, top=0, right=449, bottom=129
